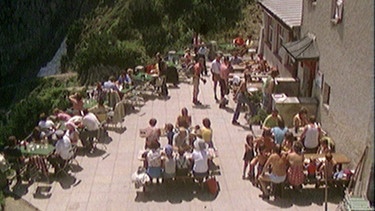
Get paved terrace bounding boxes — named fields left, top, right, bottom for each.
left=14, top=73, right=343, bottom=211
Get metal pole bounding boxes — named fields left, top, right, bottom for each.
left=325, top=159, right=328, bottom=211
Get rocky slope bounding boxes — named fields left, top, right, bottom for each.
left=0, top=0, right=97, bottom=103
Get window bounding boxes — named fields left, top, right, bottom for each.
left=323, top=82, right=331, bottom=107
left=331, top=0, right=343, bottom=24
left=276, top=24, right=284, bottom=56
left=267, top=16, right=273, bottom=45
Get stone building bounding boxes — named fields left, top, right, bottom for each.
left=258, top=0, right=374, bottom=201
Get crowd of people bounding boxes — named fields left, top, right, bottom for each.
left=240, top=105, right=339, bottom=199
left=137, top=107, right=217, bottom=189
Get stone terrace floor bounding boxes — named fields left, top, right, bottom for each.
left=13, top=73, right=344, bottom=211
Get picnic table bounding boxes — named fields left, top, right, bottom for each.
left=20, top=143, right=55, bottom=156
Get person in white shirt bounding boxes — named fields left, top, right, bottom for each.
left=79, top=109, right=101, bottom=153
left=48, top=130, right=73, bottom=175
left=210, top=53, right=222, bottom=101
left=197, top=43, right=208, bottom=75
left=190, top=138, right=210, bottom=184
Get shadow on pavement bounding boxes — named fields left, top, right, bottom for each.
left=262, top=186, right=343, bottom=208
left=134, top=181, right=219, bottom=203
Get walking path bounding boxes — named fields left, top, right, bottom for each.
left=14, top=74, right=343, bottom=210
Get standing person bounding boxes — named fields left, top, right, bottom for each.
left=156, top=53, right=169, bottom=98
left=192, top=32, right=201, bottom=54
left=197, top=43, right=208, bottom=76
left=300, top=115, right=322, bottom=153
left=69, top=92, right=84, bottom=115
left=258, top=145, right=288, bottom=199
left=286, top=141, right=305, bottom=190
left=220, top=56, right=232, bottom=101
left=262, top=68, right=279, bottom=113
left=192, top=57, right=207, bottom=105
left=232, top=74, right=256, bottom=126
left=210, top=53, right=222, bottom=102
left=242, top=134, right=255, bottom=179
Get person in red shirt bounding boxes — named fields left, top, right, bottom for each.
left=233, top=35, right=245, bottom=47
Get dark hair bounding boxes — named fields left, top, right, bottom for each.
left=277, top=118, right=285, bottom=128
left=202, top=118, right=211, bottom=128
left=149, top=118, right=157, bottom=126
left=262, top=128, right=272, bottom=137
left=284, top=131, right=295, bottom=142
left=82, top=108, right=89, bottom=116
left=246, top=134, right=253, bottom=145
left=8, top=136, right=17, bottom=146
left=293, top=141, right=303, bottom=153
left=39, top=113, right=47, bottom=121
left=325, top=152, right=333, bottom=161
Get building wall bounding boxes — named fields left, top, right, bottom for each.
left=260, top=11, right=298, bottom=77
left=301, top=0, right=374, bottom=172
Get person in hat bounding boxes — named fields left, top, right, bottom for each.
left=162, top=144, right=176, bottom=182
left=48, top=130, right=73, bottom=175
left=65, top=121, right=80, bottom=146
left=190, top=138, right=210, bottom=184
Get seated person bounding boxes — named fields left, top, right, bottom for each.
left=3, top=136, right=23, bottom=180
left=262, top=109, right=283, bottom=130
left=258, top=145, right=288, bottom=199
left=69, top=92, right=84, bottom=115
left=172, top=127, right=189, bottom=152
left=118, top=68, right=133, bottom=87
left=26, top=126, right=45, bottom=143
left=293, top=107, right=308, bottom=132
left=88, top=99, right=111, bottom=124
left=190, top=138, right=210, bottom=184
left=176, top=107, right=192, bottom=129
left=78, top=109, right=101, bottom=153
left=318, top=152, right=337, bottom=182
left=38, top=113, right=56, bottom=138
left=254, top=129, right=275, bottom=153
left=103, top=76, right=120, bottom=92
left=146, top=140, right=163, bottom=183
left=65, top=121, right=80, bottom=146
left=48, top=130, right=73, bottom=175
left=162, top=145, right=176, bottom=182
left=271, top=119, right=288, bottom=145
left=201, top=118, right=214, bottom=148
left=249, top=144, right=268, bottom=183
left=53, top=108, right=72, bottom=122
left=164, top=123, right=175, bottom=146
left=176, top=148, right=191, bottom=178
left=230, top=52, right=243, bottom=65
left=143, top=118, right=161, bottom=149
left=93, top=82, right=107, bottom=103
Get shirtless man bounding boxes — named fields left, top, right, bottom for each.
left=258, top=145, right=288, bottom=199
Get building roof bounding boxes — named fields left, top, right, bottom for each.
left=282, top=33, right=319, bottom=61
left=258, top=0, right=302, bottom=29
